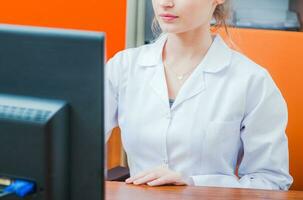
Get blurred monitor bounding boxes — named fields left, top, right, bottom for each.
left=0, top=24, right=104, bottom=200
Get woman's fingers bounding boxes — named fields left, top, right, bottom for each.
left=147, top=174, right=175, bottom=186
left=133, top=172, right=159, bottom=185
left=147, top=172, right=188, bottom=186
left=126, top=166, right=188, bottom=186
left=125, top=172, right=146, bottom=183
left=125, top=169, right=153, bottom=183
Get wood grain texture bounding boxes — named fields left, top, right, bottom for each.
left=106, top=181, right=303, bottom=200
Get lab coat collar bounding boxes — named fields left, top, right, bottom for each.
left=138, top=33, right=232, bottom=74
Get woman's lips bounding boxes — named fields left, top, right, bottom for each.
left=159, top=14, right=179, bottom=22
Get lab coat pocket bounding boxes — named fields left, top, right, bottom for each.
left=201, top=120, right=241, bottom=174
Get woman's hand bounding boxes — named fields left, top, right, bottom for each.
left=125, top=165, right=194, bottom=186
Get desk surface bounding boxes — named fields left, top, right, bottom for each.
left=106, top=181, right=303, bottom=200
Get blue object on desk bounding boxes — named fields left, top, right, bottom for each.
left=4, top=180, right=35, bottom=197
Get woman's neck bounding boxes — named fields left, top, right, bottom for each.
left=164, top=27, right=213, bottom=61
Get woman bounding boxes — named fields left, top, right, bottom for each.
left=105, top=0, right=293, bottom=189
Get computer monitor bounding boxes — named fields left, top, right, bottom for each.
left=0, top=24, right=104, bottom=200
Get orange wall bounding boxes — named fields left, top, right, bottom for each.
left=0, top=0, right=127, bottom=59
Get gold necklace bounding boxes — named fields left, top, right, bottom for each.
left=165, top=64, right=196, bottom=81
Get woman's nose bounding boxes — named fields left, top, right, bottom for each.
left=159, top=0, right=174, bottom=8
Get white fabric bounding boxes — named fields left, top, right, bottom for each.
left=105, top=34, right=293, bottom=190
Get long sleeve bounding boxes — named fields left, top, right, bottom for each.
left=191, top=69, right=293, bottom=190
left=104, top=56, right=119, bottom=143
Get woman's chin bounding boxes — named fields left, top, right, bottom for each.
left=160, top=27, right=187, bottom=34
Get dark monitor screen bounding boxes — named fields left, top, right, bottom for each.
left=0, top=24, right=104, bottom=200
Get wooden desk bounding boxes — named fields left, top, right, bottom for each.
left=106, top=181, right=303, bottom=200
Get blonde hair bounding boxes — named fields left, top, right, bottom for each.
left=152, top=1, right=232, bottom=36
left=212, top=1, right=231, bottom=35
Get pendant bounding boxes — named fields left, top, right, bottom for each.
left=177, top=75, right=183, bottom=80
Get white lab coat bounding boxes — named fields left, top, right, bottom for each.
left=105, top=34, right=293, bottom=190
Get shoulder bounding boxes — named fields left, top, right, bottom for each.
left=107, top=34, right=166, bottom=69
left=107, top=42, right=156, bottom=69
left=229, top=50, right=286, bottom=110
left=105, top=42, right=158, bottom=88
left=229, top=50, right=269, bottom=81
left=229, top=49, right=284, bottom=98
left=105, top=44, right=148, bottom=76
